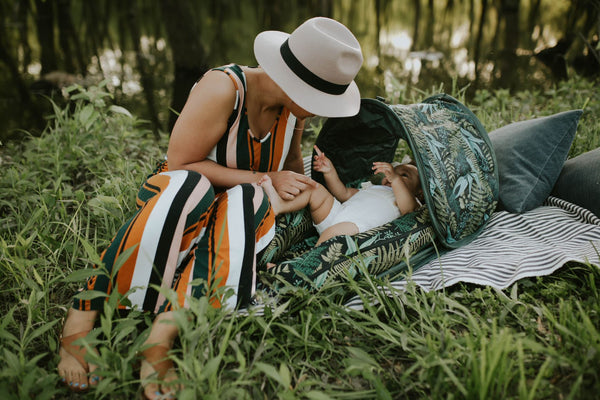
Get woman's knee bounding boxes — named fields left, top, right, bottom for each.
left=142, top=170, right=214, bottom=205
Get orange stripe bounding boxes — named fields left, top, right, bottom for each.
left=270, top=109, right=290, bottom=170
left=256, top=206, right=276, bottom=239
left=206, top=193, right=231, bottom=308
left=174, top=254, right=194, bottom=309
left=114, top=174, right=172, bottom=293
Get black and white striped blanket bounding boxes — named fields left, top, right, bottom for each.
left=343, top=196, right=600, bottom=309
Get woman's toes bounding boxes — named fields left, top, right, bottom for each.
left=142, top=383, right=161, bottom=399
left=89, top=373, right=100, bottom=387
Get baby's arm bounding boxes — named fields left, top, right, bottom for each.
left=313, top=146, right=358, bottom=202
left=372, top=162, right=419, bottom=215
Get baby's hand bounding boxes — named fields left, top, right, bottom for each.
left=313, top=145, right=333, bottom=174
left=372, top=162, right=399, bottom=185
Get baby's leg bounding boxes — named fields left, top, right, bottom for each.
left=316, top=222, right=359, bottom=246
left=258, top=175, right=309, bottom=215
left=258, top=175, right=334, bottom=222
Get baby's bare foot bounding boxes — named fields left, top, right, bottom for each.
left=258, top=175, right=284, bottom=215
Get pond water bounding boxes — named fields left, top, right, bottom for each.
left=1, top=0, right=595, bottom=140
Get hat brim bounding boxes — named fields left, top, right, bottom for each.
left=254, top=30, right=361, bottom=118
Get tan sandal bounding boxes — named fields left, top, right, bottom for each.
left=140, top=345, right=178, bottom=399
left=141, top=345, right=174, bottom=379
left=61, top=331, right=90, bottom=369
left=60, top=331, right=99, bottom=390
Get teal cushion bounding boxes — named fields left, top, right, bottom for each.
left=259, top=206, right=436, bottom=289
left=489, top=110, right=582, bottom=213
left=551, top=148, right=600, bottom=217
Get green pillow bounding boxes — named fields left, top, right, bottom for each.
left=551, top=147, right=600, bottom=217
left=489, top=110, right=582, bottom=213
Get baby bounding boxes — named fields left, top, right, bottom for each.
left=260, top=145, right=423, bottom=245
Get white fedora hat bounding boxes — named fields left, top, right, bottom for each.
left=254, top=17, right=363, bottom=118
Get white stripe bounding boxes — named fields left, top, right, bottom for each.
left=256, top=227, right=275, bottom=253
left=222, top=186, right=246, bottom=308
left=277, top=113, right=297, bottom=171
left=154, top=175, right=213, bottom=312
left=128, top=171, right=188, bottom=309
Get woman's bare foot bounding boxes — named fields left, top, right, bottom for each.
left=258, top=175, right=284, bottom=215
left=57, top=308, right=100, bottom=391
left=140, top=312, right=181, bottom=399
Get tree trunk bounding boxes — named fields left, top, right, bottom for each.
left=56, top=0, right=76, bottom=73
left=474, top=0, right=489, bottom=82
left=527, top=0, right=542, bottom=47
left=17, top=0, right=32, bottom=74
left=318, top=0, right=333, bottom=17
left=425, top=0, right=435, bottom=47
left=128, top=1, right=162, bottom=139
left=83, top=1, right=105, bottom=78
left=58, top=0, right=86, bottom=75
left=0, top=26, right=45, bottom=132
left=375, top=0, right=382, bottom=69
left=411, top=0, right=421, bottom=51
left=35, top=0, right=58, bottom=75
left=498, top=0, right=520, bottom=90
left=160, top=0, right=209, bottom=134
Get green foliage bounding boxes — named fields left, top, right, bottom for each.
left=1, top=78, right=599, bottom=398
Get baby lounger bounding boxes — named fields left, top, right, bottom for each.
left=258, top=94, right=499, bottom=289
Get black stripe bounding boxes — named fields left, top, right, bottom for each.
left=280, top=39, right=349, bottom=96
left=143, top=172, right=202, bottom=311
left=237, top=116, right=251, bottom=169
left=216, top=129, right=229, bottom=165
left=236, top=184, right=257, bottom=307
left=260, top=135, right=272, bottom=172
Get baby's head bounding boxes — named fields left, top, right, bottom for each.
left=390, top=161, right=424, bottom=201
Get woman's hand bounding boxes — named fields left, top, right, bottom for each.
left=267, top=170, right=315, bottom=200
left=312, top=145, right=333, bottom=174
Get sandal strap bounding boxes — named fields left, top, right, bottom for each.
left=141, top=345, right=174, bottom=379
left=60, top=331, right=90, bottom=370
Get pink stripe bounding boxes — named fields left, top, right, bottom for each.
left=154, top=174, right=213, bottom=312
left=225, top=67, right=245, bottom=169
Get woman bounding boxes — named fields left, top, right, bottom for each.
left=56, top=16, right=363, bottom=399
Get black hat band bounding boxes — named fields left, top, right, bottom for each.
left=280, top=39, right=349, bottom=96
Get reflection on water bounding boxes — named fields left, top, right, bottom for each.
left=0, top=0, right=596, bottom=139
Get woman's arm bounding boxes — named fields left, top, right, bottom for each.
left=266, top=119, right=316, bottom=199
left=167, top=70, right=239, bottom=180
left=167, top=71, right=313, bottom=196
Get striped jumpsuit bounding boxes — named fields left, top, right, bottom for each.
left=74, top=64, right=298, bottom=312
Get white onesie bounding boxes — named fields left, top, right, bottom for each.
left=314, top=184, right=401, bottom=234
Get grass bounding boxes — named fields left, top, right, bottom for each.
left=1, top=76, right=599, bottom=399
